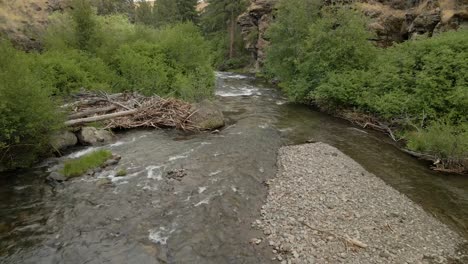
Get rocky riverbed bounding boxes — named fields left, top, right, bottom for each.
left=253, top=143, right=467, bottom=264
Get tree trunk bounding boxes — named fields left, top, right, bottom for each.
left=229, top=10, right=235, bottom=59
left=68, top=105, right=118, bottom=120
left=65, top=109, right=138, bottom=126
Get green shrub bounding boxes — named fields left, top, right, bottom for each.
left=45, top=4, right=215, bottom=100
left=61, top=149, right=113, bottom=178
left=113, top=23, right=214, bottom=100
left=265, top=4, right=376, bottom=102
left=407, top=122, right=468, bottom=162
left=36, top=49, right=119, bottom=94
left=314, top=29, right=468, bottom=125
left=264, top=0, right=322, bottom=86
left=0, top=41, right=63, bottom=169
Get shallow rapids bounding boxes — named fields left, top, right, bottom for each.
left=0, top=72, right=467, bottom=263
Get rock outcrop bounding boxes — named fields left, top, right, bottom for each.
left=238, top=0, right=277, bottom=70
left=238, top=0, right=468, bottom=69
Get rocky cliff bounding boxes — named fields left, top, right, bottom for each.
left=238, top=0, right=468, bottom=70
left=0, top=0, right=66, bottom=50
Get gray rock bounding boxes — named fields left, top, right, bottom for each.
left=50, top=131, right=78, bottom=150
left=48, top=172, right=67, bottom=182
left=77, top=127, right=113, bottom=145
left=96, top=178, right=112, bottom=187
left=189, top=100, right=225, bottom=130
left=100, top=155, right=121, bottom=169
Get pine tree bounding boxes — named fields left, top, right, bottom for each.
left=175, top=0, right=198, bottom=23
left=153, top=0, right=180, bottom=27
left=135, top=0, right=153, bottom=26
left=201, top=0, right=247, bottom=59
left=94, top=0, right=134, bottom=16
left=71, top=0, right=97, bottom=51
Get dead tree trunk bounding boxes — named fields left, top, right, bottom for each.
left=65, top=109, right=138, bottom=126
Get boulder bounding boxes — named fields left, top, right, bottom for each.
left=48, top=171, right=67, bottom=182
left=77, top=127, right=113, bottom=145
left=189, top=100, right=225, bottom=130
left=50, top=131, right=78, bottom=150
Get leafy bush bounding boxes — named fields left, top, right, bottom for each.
left=36, top=49, right=119, bottom=94
left=265, top=0, right=322, bottom=87
left=61, top=149, right=113, bottom=178
left=266, top=2, right=468, bottom=167
left=266, top=4, right=375, bottom=101
left=113, top=23, right=214, bottom=101
left=44, top=4, right=215, bottom=100
left=315, top=30, right=468, bottom=123
left=0, top=41, right=63, bottom=169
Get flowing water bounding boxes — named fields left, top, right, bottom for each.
left=0, top=72, right=467, bottom=263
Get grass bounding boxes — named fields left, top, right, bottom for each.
left=61, top=149, right=113, bottom=178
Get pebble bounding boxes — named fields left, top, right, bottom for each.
left=255, top=143, right=465, bottom=264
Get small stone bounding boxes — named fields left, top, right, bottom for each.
left=48, top=172, right=67, bottom=181
left=380, top=251, right=391, bottom=258
left=292, top=250, right=299, bottom=258
left=96, top=178, right=112, bottom=187
left=281, top=244, right=292, bottom=252
left=249, top=238, right=262, bottom=245
left=277, top=255, right=283, bottom=261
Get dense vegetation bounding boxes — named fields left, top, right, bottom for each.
left=0, top=0, right=215, bottom=169
left=265, top=1, right=468, bottom=171
left=200, top=0, right=251, bottom=70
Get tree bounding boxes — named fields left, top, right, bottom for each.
left=153, top=0, right=180, bottom=27
left=175, top=0, right=198, bottom=23
left=71, top=0, right=98, bottom=51
left=135, top=0, right=154, bottom=26
left=201, top=0, right=248, bottom=63
left=0, top=41, right=63, bottom=169
left=265, top=0, right=322, bottom=86
left=94, top=0, right=134, bottom=16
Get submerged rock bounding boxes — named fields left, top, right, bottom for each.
left=77, top=127, right=113, bottom=145
left=50, top=131, right=78, bottom=150
left=190, top=100, right=225, bottom=130
left=48, top=171, right=67, bottom=182
left=96, top=178, right=112, bottom=187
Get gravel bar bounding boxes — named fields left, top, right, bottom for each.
left=252, top=143, right=467, bottom=264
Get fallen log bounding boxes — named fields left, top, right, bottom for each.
left=65, top=109, right=138, bottom=126
left=68, top=105, right=117, bottom=120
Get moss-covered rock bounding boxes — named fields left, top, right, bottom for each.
left=189, top=100, right=225, bottom=130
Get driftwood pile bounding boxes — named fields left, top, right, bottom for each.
left=64, top=91, right=198, bottom=131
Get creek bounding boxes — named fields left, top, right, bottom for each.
left=0, top=72, right=466, bottom=263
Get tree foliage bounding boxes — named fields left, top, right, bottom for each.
left=265, top=0, right=468, bottom=164
left=135, top=0, right=198, bottom=27
left=0, top=41, right=63, bottom=169
left=201, top=0, right=250, bottom=69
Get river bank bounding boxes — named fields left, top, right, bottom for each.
left=254, top=143, right=467, bottom=263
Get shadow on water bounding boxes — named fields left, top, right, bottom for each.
left=0, top=72, right=466, bottom=263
